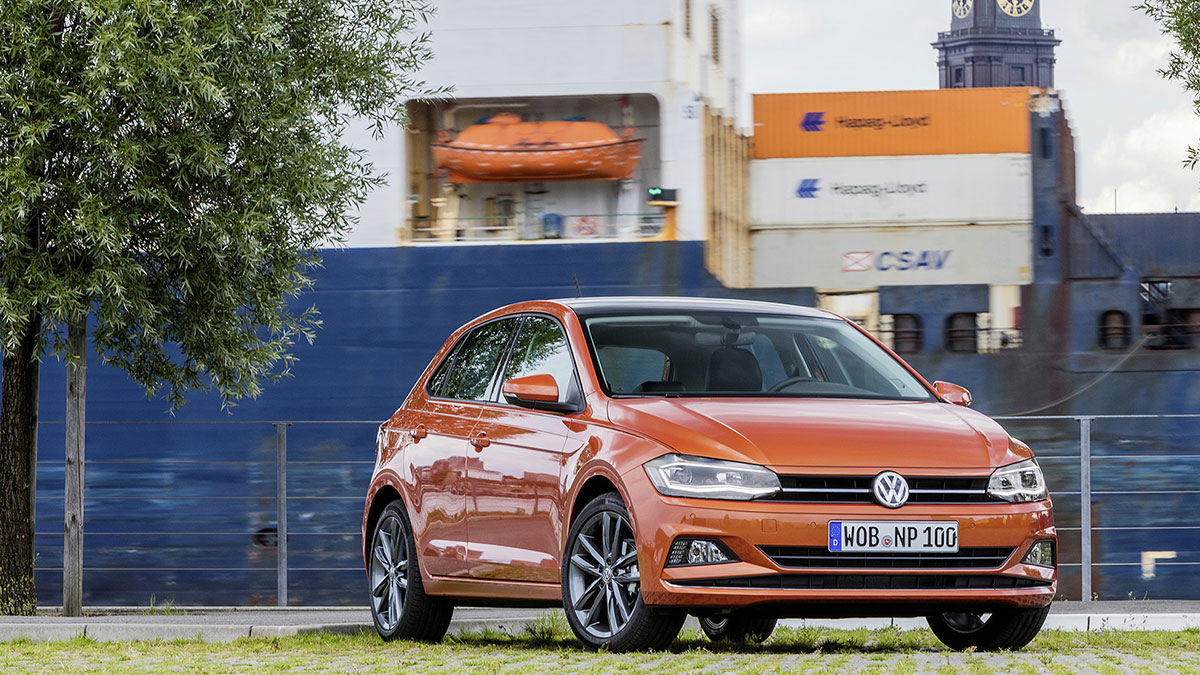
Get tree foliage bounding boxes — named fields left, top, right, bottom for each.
left=0, top=0, right=438, bottom=404
left=1139, top=1, right=1200, bottom=169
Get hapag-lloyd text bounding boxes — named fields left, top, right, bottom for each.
left=830, top=182, right=929, bottom=197
left=836, top=115, right=932, bottom=131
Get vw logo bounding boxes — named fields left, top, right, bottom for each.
left=872, top=471, right=910, bottom=509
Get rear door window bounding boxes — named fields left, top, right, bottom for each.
left=442, top=319, right=520, bottom=402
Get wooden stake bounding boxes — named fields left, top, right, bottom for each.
left=63, top=315, right=86, bottom=617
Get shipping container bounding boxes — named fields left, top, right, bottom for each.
left=753, top=88, right=1034, bottom=159
left=749, top=224, right=1033, bottom=289
left=750, top=153, right=1032, bottom=227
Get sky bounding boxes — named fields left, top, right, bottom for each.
left=740, top=0, right=1200, bottom=214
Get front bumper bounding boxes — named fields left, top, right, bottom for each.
left=626, top=476, right=1056, bottom=615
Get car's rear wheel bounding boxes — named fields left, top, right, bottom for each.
left=926, top=605, right=1050, bottom=651
left=369, top=500, right=454, bottom=641
left=562, top=492, right=684, bottom=651
left=699, top=611, right=778, bottom=644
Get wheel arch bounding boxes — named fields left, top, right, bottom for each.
left=363, top=483, right=405, bottom=569
left=568, top=472, right=626, bottom=528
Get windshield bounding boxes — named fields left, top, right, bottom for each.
left=583, top=311, right=934, bottom=401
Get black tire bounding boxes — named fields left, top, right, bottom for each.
left=561, top=492, right=685, bottom=651
left=699, top=611, right=778, bottom=644
left=926, top=605, right=1051, bottom=651
left=368, top=500, right=454, bottom=641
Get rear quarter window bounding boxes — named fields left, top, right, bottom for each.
left=426, top=342, right=459, bottom=397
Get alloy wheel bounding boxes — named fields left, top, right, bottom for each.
left=941, top=611, right=991, bottom=633
left=699, top=616, right=729, bottom=633
left=566, top=509, right=641, bottom=639
left=370, top=513, right=409, bottom=632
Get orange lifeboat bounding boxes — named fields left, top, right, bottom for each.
left=432, top=113, right=643, bottom=183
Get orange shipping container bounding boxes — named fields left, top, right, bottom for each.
left=753, top=88, right=1034, bottom=159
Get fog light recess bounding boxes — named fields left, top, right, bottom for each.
left=666, top=538, right=738, bottom=567
left=1022, top=539, right=1056, bottom=568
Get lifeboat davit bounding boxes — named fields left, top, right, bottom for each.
left=432, top=113, right=643, bottom=183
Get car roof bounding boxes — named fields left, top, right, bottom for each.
left=552, top=296, right=835, bottom=319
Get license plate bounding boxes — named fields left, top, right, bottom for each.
left=828, top=521, right=958, bottom=553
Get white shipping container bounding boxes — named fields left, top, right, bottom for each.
left=750, top=154, right=1032, bottom=227
left=750, top=224, right=1033, bottom=289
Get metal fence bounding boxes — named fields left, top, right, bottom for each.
left=993, top=414, right=1200, bottom=602
left=30, top=414, right=1200, bottom=607
left=33, top=420, right=378, bottom=608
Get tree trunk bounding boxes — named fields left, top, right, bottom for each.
left=0, top=313, right=42, bottom=616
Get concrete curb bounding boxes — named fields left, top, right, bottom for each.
left=0, top=615, right=557, bottom=643
left=0, top=622, right=369, bottom=643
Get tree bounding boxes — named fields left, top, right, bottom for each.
left=1139, top=1, right=1200, bottom=168
left=0, top=0, right=438, bottom=615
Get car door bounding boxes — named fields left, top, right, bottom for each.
left=407, top=318, right=519, bottom=578
left=466, top=315, right=580, bottom=582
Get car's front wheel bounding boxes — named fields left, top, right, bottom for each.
left=369, top=500, right=454, bottom=641
left=562, top=492, right=684, bottom=651
left=698, top=611, right=778, bottom=644
left=926, top=605, right=1050, bottom=651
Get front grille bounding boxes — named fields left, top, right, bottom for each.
left=672, top=574, right=1051, bottom=590
left=759, top=546, right=1015, bottom=570
left=767, top=475, right=993, bottom=504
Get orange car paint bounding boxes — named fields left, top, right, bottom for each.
left=362, top=299, right=1056, bottom=612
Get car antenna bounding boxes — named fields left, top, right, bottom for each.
left=573, top=272, right=583, bottom=298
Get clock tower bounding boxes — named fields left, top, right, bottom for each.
left=932, top=0, right=1060, bottom=88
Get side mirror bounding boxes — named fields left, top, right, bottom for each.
left=502, top=374, right=582, bottom=413
left=502, top=374, right=559, bottom=404
left=933, top=381, right=972, bottom=407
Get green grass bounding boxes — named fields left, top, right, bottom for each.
left=3, top=621, right=1200, bottom=674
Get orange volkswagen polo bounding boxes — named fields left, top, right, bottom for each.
left=362, top=297, right=1055, bottom=651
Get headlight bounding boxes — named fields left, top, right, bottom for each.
left=987, top=459, right=1047, bottom=503
left=643, top=454, right=781, bottom=500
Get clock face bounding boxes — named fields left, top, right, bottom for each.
left=997, top=0, right=1034, bottom=17
left=952, top=0, right=973, bottom=19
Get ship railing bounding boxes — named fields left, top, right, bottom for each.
left=1143, top=321, right=1200, bottom=350
left=28, top=414, right=1200, bottom=607
left=875, top=326, right=1023, bottom=355
left=407, top=212, right=666, bottom=243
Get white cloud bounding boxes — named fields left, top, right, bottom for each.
left=1106, top=37, right=1172, bottom=82
left=1085, top=104, right=1200, bottom=212
left=1093, top=104, right=1199, bottom=171
left=1086, top=178, right=1174, bottom=214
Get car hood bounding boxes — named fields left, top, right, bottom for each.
left=608, top=397, right=1027, bottom=470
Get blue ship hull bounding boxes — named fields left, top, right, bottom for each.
left=20, top=242, right=1200, bottom=606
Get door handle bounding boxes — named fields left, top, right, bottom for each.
left=409, top=425, right=427, bottom=441
left=470, top=432, right=490, bottom=450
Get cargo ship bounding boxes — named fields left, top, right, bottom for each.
left=22, top=0, right=1200, bottom=606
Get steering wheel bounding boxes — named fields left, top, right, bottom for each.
left=767, top=376, right=815, bottom=393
